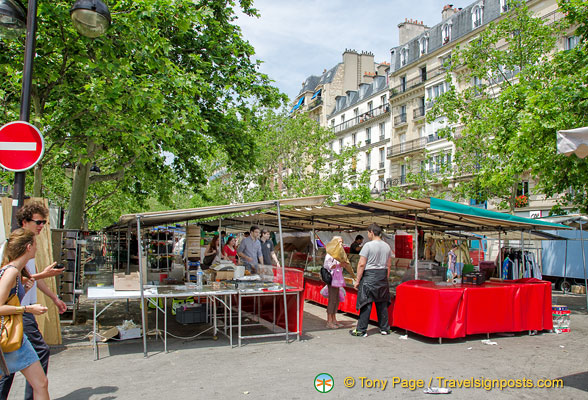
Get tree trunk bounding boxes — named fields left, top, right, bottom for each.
left=33, top=164, right=43, bottom=197
left=65, top=162, right=91, bottom=229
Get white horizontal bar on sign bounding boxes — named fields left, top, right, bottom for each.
left=0, top=142, right=37, bottom=151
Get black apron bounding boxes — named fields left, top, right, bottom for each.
left=356, top=269, right=391, bottom=310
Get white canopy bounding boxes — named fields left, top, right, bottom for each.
left=557, top=127, right=588, bottom=159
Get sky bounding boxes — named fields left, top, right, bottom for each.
left=237, top=0, right=467, bottom=102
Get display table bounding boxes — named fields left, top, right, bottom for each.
left=304, top=276, right=395, bottom=323
left=88, top=285, right=236, bottom=359
left=392, top=278, right=553, bottom=340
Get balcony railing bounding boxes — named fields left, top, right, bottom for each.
left=413, top=106, right=425, bottom=119
left=394, top=113, right=407, bottom=126
left=387, top=137, right=427, bottom=158
left=306, top=97, right=323, bottom=110
left=391, top=75, right=425, bottom=97
left=332, top=104, right=390, bottom=134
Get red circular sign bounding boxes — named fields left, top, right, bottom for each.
left=0, top=121, right=45, bottom=172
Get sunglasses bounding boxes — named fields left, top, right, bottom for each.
left=30, top=219, right=47, bottom=225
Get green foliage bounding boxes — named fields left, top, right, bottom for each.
left=193, top=110, right=371, bottom=206
left=428, top=1, right=565, bottom=212
left=0, top=0, right=283, bottom=229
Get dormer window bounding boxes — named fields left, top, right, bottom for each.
left=419, top=36, right=429, bottom=56
left=400, top=48, right=409, bottom=67
left=472, top=4, right=483, bottom=28
left=500, top=0, right=510, bottom=13
left=442, top=23, right=452, bottom=45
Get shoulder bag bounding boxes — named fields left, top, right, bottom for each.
left=0, top=266, right=23, bottom=353
left=320, top=266, right=332, bottom=285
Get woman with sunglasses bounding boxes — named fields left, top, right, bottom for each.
left=0, top=229, right=50, bottom=399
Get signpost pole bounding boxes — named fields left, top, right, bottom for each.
left=12, top=0, right=39, bottom=231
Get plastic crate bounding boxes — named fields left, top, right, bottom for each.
left=462, top=272, right=486, bottom=285
left=175, top=303, right=207, bottom=324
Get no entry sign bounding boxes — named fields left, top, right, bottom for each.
left=0, top=121, right=45, bottom=172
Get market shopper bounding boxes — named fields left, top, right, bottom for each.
left=448, top=243, right=458, bottom=279
left=0, top=229, right=50, bottom=400
left=202, top=235, right=220, bottom=269
left=237, top=226, right=263, bottom=273
left=349, top=235, right=364, bottom=254
left=350, top=223, right=392, bottom=337
left=0, top=202, right=66, bottom=400
left=260, top=230, right=280, bottom=267
left=222, top=236, right=239, bottom=265
left=323, top=236, right=350, bottom=329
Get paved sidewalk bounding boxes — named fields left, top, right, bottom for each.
left=6, top=296, right=588, bottom=399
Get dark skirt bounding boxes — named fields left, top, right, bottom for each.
left=356, top=269, right=390, bottom=310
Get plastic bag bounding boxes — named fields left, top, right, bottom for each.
left=320, top=285, right=329, bottom=298
left=339, top=287, right=346, bottom=302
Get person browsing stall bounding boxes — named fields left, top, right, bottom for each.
left=350, top=223, right=392, bottom=337
left=349, top=235, right=364, bottom=254
left=222, top=236, right=239, bottom=265
left=202, top=235, right=220, bottom=270
left=259, top=230, right=280, bottom=267
left=0, top=202, right=66, bottom=400
left=0, top=229, right=50, bottom=400
left=237, top=226, right=263, bottom=273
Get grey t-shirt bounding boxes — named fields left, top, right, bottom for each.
left=359, top=240, right=391, bottom=270
left=260, top=239, right=274, bottom=265
left=238, top=236, right=262, bottom=266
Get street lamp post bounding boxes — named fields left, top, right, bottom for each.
left=0, top=0, right=111, bottom=230
left=370, top=178, right=398, bottom=200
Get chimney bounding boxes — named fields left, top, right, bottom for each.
left=442, top=4, right=457, bottom=21
left=398, top=19, right=429, bottom=46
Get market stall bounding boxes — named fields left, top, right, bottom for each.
left=98, top=196, right=325, bottom=356
left=215, top=197, right=569, bottom=338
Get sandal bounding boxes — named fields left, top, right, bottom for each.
left=326, top=323, right=338, bottom=329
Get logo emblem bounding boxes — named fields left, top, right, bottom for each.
left=314, top=373, right=334, bottom=393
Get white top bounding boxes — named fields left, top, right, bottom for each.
left=0, top=243, right=37, bottom=306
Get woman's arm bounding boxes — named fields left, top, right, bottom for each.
left=0, top=267, right=22, bottom=316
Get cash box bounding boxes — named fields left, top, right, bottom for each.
left=462, top=272, right=486, bottom=285
left=175, top=303, right=207, bottom=324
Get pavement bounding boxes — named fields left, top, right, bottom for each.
left=5, top=291, right=588, bottom=400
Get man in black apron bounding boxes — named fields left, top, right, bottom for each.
left=350, top=223, right=392, bottom=337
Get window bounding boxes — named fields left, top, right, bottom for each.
left=400, top=47, right=408, bottom=66
left=400, top=105, right=406, bottom=117
left=353, top=108, right=359, bottom=118
left=341, top=114, right=345, bottom=123
left=440, top=54, right=452, bottom=71
left=379, top=148, right=385, bottom=169
left=330, top=119, right=335, bottom=127
left=419, top=37, right=428, bottom=55
left=379, top=122, right=386, bottom=140
left=381, top=94, right=387, bottom=106
left=366, top=151, right=371, bottom=170
left=367, top=101, right=373, bottom=112
left=472, top=5, right=483, bottom=28
left=400, top=164, right=407, bottom=184
left=442, top=23, right=452, bottom=45
left=517, top=181, right=529, bottom=197
left=338, top=138, right=343, bottom=152
left=426, top=82, right=449, bottom=106
left=567, top=36, right=580, bottom=50
left=418, top=126, right=425, bottom=138
left=500, top=0, right=510, bottom=13
left=420, top=66, right=427, bottom=82
left=400, top=76, right=406, bottom=92
left=366, top=127, right=372, bottom=143
left=352, top=133, right=357, bottom=145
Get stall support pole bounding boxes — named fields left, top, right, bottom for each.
left=137, top=216, right=148, bottom=357
left=521, top=231, right=525, bottom=279
left=414, top=214, right=419, bottom=280
left=579, top=221, right=588, bottom=312
left=563, top=238, right=569, bottom=294
left=126, top=223, right=131, bottom=275
left=498, top=231, right=502, bottom=279
left=276, top=201, right=290, bottom=341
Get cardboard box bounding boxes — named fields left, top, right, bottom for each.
left=116, top=326, right=141, bottom=340
left=114, top=272, right=141, bottom=291
left=572, top=285, right=586, bottom=294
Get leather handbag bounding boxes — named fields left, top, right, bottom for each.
left=0, top=267, right=23, bottom=353
left=320, top=266, right=332, bottom=285
left=0, top=293, right=23, bottom=353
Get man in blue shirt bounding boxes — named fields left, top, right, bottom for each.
left=237, top=226, right=263, bottom=272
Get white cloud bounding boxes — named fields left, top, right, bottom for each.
left=237, top=0, right=468, bottom=101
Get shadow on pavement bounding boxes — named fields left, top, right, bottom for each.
left=55, top=385, right=118, bottom=400
left=559, top=371, right=588, bottom=392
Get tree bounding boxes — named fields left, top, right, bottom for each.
left=0, top=0, right=282, bottom=229
left=524, top=0, right=588, bottom=213
left=194, top=110, right=371, bottom=206
left=428, top=1, right=564, bottom=213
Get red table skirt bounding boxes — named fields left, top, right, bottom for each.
left=304, top=277, right=395, bottom=323
left=393, top=278, right=553, bottom=339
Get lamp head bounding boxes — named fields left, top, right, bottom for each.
left=70, top=0, right=111, bottom=38
left=0, top=0, right=26, bottom=39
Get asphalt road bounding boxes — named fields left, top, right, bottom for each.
left=6, top=293, right=588, bottom=400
